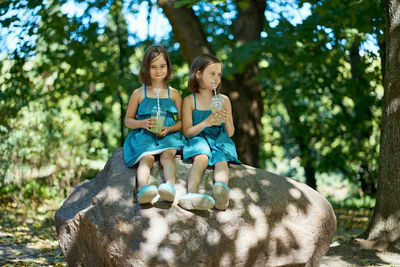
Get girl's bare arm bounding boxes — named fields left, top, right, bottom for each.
left=222, top=95, right=235, bottom=137
left=182, top=95, right=219, bottom=138
left=125, top=88, right=154, bottom=131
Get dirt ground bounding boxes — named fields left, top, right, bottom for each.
left=320, top=209, right=400, bottom=267
left=1, top=238, right=400, bottom=266
left=321, top=239, right=400, bottom=266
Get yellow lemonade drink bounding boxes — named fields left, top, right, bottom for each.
left=154, top=115, right=166, bottom=133
left=210, top=96, right=225, bottom=124
left=151, top=109, right=166, bottom=134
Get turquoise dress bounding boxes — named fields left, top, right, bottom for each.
left=183, top=93, right=241, bottom=166
left=123, top=85, right=183, bottom=167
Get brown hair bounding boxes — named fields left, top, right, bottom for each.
left=139, top=45, right=173, bottom=85
left=188, top=53, right=221, bottom=93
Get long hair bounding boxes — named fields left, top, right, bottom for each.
left=188, top=54, right=221, bottom=93
left=139, top=45, right=173, bottom=85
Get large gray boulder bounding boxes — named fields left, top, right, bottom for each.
left=55, top=148, right=336, bottom=267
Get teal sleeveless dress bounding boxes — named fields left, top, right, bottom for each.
left=123, top=85, right=183, bottom=167
left=183, top=93, right=241, bottom=166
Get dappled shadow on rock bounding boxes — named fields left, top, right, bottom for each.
left=55, top=148, right=336, bottom=267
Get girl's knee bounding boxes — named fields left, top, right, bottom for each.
left=160, top=150, right=177, bottom=167
left=160, top=150, right=176, bottom=161
left=194, top=154, right=208, bottom=162
left=193, top=154, right=209, bottom=167
left=140, top=155, right=155, bottom=165
left=214, top=161, right=228, bottom=170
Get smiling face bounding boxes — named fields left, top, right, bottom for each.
left=139, top=45, right=173, bottom=85
left=149, top=54, right=168, bottom=82
left=197, top=63, right=222, bottom=91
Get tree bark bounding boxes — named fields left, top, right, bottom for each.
left=158, top=0, right=266, bottom=167
left=116, top=12, right=126, bottom=146
left=360, top=0, right=400, bottom=248
left=304, top=159, right=317, bottom=190
left=157, top=0, right=213, bottom=64
left=111, top=1, right=129, bottom=146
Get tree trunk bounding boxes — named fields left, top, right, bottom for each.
left=228, top=0, right=266, bottom=167
left=113, top=2, right=129, bottom=146
left=360, top=0, right=400, bottom=249
left=158, top=0, right=266, bottom=167
left=349, top=40, right=377, bottom=195
left=223, top=64, right=263, bottom=167
left=116, top=13, right=126, bottom=146
left=157, top=0, right=213, bottom=64
left=304, top=159, right=317, bottom=190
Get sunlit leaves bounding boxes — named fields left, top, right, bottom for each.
left=258, top=0, right=382, bottom=194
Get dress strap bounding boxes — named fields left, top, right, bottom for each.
left=193, top=93, right=197, bottom=110
left=167, top=85, right=171, bottom=98
left=144, top=85, right=147, bottom=98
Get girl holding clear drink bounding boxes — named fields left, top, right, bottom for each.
left=124, top=45, right=183, bottom=204
left=179, top=54, right=241, bottom=211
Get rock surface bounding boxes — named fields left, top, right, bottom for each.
left=55, top=148, right=336, bottom=267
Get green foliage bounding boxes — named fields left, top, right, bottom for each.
left=0, top=96, right=113, bottom=200
left=259, top=0, right=383, bottom=195
left=0, top=0, right=385, bottom=203
left=0, top=179, right=59, bottom=203
left=0, top=0, right=141, bottom=200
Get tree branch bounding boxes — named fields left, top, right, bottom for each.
left=157, top=0, right=213, bottom=64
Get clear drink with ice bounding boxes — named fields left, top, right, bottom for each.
left=210, top=96, right=225, bottom=124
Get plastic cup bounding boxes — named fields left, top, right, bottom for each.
left=210, top=96, right=225, bottom=124
left=151, top=109, right=166, bottom=133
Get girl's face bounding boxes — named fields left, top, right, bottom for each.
left=197, top=63, right=222, bottom=90
left=149, top=54, right=168, bottom=82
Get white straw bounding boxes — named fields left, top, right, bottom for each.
left=156, top=89, right=160, bottom=111
left=212, top=81, right=220, bottom=108
left=212, top=81, right=217, bottom=97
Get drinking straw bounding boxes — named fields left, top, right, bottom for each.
left=212, top=81, right=221, bottom=108
left=212, top=81, right=217, bottom=97
left=156, top=89, right=161, bottom=111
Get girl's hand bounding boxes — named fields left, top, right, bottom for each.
left=204, top=111, right=221, bottom=127
left=154, top=126, right=170, bottom=137
left=142, top=118, right=156, bottom=132
left=219, top=107, right=228, bottom=124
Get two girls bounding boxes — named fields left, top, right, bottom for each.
left=124, top=46, right=239, bottom=211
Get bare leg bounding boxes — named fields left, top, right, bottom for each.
left=214, top=161, right=229, bottom=185
left=178, top=154, right=214, bottom=210
left=137, top=155, right=155, bottom=191
left=160, top=149, right=177, bottom=184
left=213, top=161, right=230, bottom=211
left=188, top=154, right=209, bottom=193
